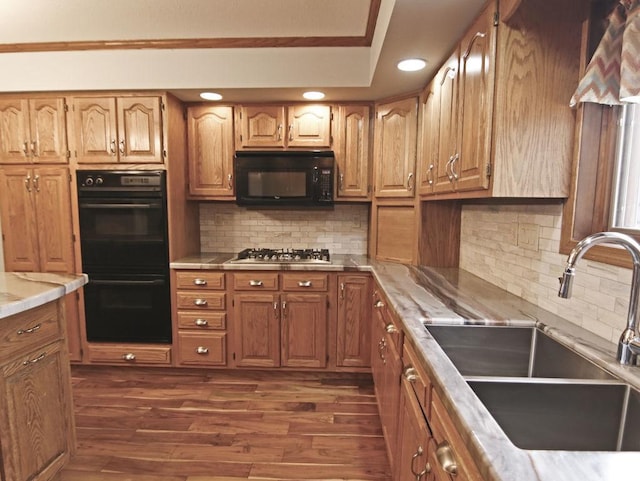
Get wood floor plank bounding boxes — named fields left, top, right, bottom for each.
left=59, top=366, right=391, bottom=481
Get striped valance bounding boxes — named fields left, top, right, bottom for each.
left=571, top=0, right=640, bottom=106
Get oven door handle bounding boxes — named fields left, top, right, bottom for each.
left=90, top=279, right=166, bottom=286
left=80, top=203, right=155, bottom=209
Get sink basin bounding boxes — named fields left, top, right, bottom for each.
left=468, top=379, right=640, bottom=451
left=426, top=325, right=614, bottom=380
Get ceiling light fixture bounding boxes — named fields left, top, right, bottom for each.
left=200, top=92, right=223, bottom=101
left=303, top=91, right=325, bottom=100
left=397, top=58, right=427, bottom=72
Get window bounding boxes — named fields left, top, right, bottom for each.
left=610, top=104, right=640, bottom=233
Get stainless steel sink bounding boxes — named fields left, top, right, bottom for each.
left=426, top=325, right=614, bottom=380
left=467, top=379, right=640, bottom=451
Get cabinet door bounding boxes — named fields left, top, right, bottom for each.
left=337, top=275, right=371, bottom=367
left=374, top=97, right=418, bottom=198
left=434, top=52, right=459, bottom=194
left=28, top=98, right=68, bottom=164
left=236, top=105, right=285, bottom=148
left=334, top=105, right=371, bottom=199
left=72, top=97, right=118, bottom=164
left=33, top=167, right=75, bottom=273
left=287, top=104, right=332, bottom=148
left=117, top=96, right=163, bottom=164
left=418, top=82, right=439, bottom=196
left=456, top=6, right=496, bottom=192
left=396, top=378, right=432, bottom=481
left=281, top=293, right=327, bottom=368
left=0, top=341, right=72, bottom=481
left=233, top=293, right=280, bottom=367
left=0, top=99, right=30, bottom=164
left=0, top=167, right=39, bottom=271
left=187, top=105, right=235, bottom=197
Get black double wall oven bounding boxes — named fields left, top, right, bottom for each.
left=77, top=171, right=171, bottom=344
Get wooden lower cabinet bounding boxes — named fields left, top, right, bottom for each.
left=337, top=274, right=372, bottom=368
left=86, top=344, right=171, bottom=365
left=281, top=293, right=328, bottom=368
left=233, top=292, right=281, bottom=367
left=0, top=300, right=75, bottom=481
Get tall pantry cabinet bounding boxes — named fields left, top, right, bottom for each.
left=0, top=95, right=82, bottom=361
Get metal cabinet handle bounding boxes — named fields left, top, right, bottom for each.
left=119, top=139, right=125, bottom=154
left=378, top=339, right=386, bottom=361
left=427, top=164, right=434, bottom=186
left=374, top=300, right=385, bottom=309
left=340, top=282, right=345, bottom=300
left=436, top=441, right=458, bottom=476
left=194, top=318, right=209, bottom=327
left=249, top=280, right=263, bottom=287
left=288, top=124, right=293, bottom=141
left=23, top=141, right=29, bottom=156
left=463, top=31, right=487, bottom=60
left=273, top=301, right=278, bottom=312
left=110, top=139, right=117, bottom=155
left=298, top=280, right=312, bottom=287
left=17, top=323, right=41, bottom=335
left=450, top=153, right=459, bottom=180
left=403, top=366, right=418, bottom=382
left=195, top=346, right=209, bottom=355
left=33, top=175, right=40, bottom=192
left=194, top=299, right=208, bottom=306
left=25, top=175, right=31, bottom=192
left=22, top=352, right=46, bottom=366
left=282, top=301, right=287, bottom=316
left=193, top=278, right=208, bottom=286
left=441, top=66, right=456, bottom=85
left=31, top=141, right=38, bottom=156
left=227, top=173, right=233, bottom=190
left=446, top=155, right=454, bottom=181
left=410, top=446, right=431, bottom=480
left=339, top=171, right=344, bottom=191
left=407, top=172, right=414, bottom=191
left=385, top=323, right=398, bottom=334
left=122, top=353, right=136, bottom=361
left=277, top=124, right=282, bottom=141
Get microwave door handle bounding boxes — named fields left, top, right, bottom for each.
left=90, top=279, right=166, bottom=286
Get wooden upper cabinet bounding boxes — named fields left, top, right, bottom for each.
left=0, top=98, right=68, bottom=165
left=333, top=104, right=371, bottom=199
left=235, top=104, right=331, bottom=149
left=417, top=82, right=439, bottom=195
left=72, top=96, right=163, bottom=164
left=0, top=166, right=74, bottom=273
left=373, top=96, right=418, bottom=198
left=187, top=105, right=235, bottom=197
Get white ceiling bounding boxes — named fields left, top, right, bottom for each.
left=0, top=0, right=487, bottom=102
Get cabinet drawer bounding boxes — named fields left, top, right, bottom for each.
left=282, top=273, right=328, bottom=291
left=175, top=271, right=225, bottom=290
left=87, top=345, right=171, bottom=365
left=177, top=311, right=226, bottom=330
left=0, top=302, right=61, bottom=362
left=177, top=332, right=227, bottom=366
left=233, top=273, right=279, bottom=291
left=176, top=292, right=226, bottom=310
left=403, top=343, right=431, bottom=414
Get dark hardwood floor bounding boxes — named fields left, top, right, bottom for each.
left=59, top=366, right=391, bottom=481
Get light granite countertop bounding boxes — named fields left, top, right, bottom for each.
left=0, top=272, right=88, bottom=319
left=171, top=254, right=640, bottom=481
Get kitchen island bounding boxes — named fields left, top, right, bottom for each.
left=0, top=272, right=87, bottom=481
left=171, top=254, right=640, bottom=481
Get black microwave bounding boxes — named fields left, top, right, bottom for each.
left=234, top=151, right=334, bottom=207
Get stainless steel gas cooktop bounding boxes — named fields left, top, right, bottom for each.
left=228, top=248, right=331, bottom=264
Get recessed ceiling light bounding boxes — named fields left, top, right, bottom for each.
left=397, top=58, right=427, bottom=72
left=200, top=92, right=223, bottom=101
left=303, top=91, right=325, bottom=100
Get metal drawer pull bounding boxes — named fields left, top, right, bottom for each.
left=193, top=278, right=208, bottom=286
left=17, top=323, right=42, bottom=335
left=374, top=300, right=385, bottom=308
left=122, top=353, right=136, bottom=361
left=385, top=323, right=398, bottom=334
left=403, top=366, right=418, bottom=382
left=195, top=346, right=209, bottom=355
left=436, top=441, right=458, bottom=476
left=194, top=299, right=208, bottom=306
left=410, top=446, right=431, bottom=480
left=298, top=280, right=312, bottom=287
left=195, top=319, right=209, bottom=327
left=22, top=352, right=46, bottom=366
left=249, top=280, right=263, bottom=286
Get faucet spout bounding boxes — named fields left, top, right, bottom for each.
left=558, top=232, right=640, bottom=366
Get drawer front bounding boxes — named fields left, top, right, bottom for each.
left=233, top=273, right=279, bottom=291
left=177, top=332, right=226, bottom=366
left=403, top=343, right=431, bottom=414
left=177, top=311, right=226, bottom=330
left=87, top=345, right=171, bottom=365
left=175, top=271, right=225, bottom=290
left=0, top=302, right=61, bottom=361
left=282, top=273, right=328, bottom=291
left=176, top=292, right=226, bottom=310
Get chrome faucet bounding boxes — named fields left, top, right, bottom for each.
left=558, top=232, right=640, bottom=366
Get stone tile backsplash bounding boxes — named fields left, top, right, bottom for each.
left=459, top=203, right=633, bottom=344
left=200, top=203, right=369, bottom=255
